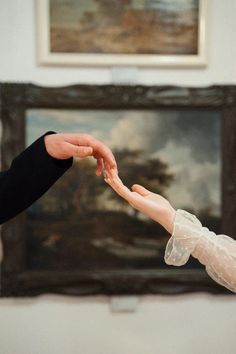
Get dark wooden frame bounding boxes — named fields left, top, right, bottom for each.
left=1, top=83, right=236, bottom=297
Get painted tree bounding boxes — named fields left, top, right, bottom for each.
left=33, top=150, right=173, bottom=218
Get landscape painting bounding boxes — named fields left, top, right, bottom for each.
left=26, top=109, right=221, bottom=271
left=50, top=0, right=200, bottom=55
left=37, top=0, right=206, bottom=66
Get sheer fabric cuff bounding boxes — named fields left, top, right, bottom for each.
left=164, top=209, right=202, bottom=266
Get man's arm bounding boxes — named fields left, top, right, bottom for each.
left=0, top=131, right=117, bottom=224
left=0, top=132, right=73, bottom=224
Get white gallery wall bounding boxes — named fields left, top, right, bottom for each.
left=0, top=1, right=236, bottom=354
left=1, top=0, right=236, bottom=85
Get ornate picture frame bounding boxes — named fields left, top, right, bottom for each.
left=0, top=83, right=236, bottom=297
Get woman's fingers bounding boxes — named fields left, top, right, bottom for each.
left=104, top=168, right=146, bottom=209
left=104, top=175, right=132, bottom=200
left=104, top=174, right=143, bottom=212
left=105, top=176, right=127, bottom=197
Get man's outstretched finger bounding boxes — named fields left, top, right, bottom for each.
left=95, top=157, right=104, bottom=176
left=63, top=133, right=117, bottom=169
left=93, top=143, right=117, bottom=170
left=73, top=134, right=117, bottom=169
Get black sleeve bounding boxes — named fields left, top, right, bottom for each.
left=0, top=132, right=73, bottom=224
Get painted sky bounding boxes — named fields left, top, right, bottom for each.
left=27, top=108, right=221, bottom=215
left=50, top=0, right=198, bottom=28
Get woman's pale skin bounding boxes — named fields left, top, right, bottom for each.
left=104, top=168, right=176, bottom=234
left=104, top=169, right=236, bottom=293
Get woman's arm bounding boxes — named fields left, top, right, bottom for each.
left=105, top=171, right=236, bottom=293
left=166, top=209, right=236, bottom=292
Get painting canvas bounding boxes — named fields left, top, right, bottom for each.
left=2, top=83, right=235, bottom=296
left=25, top=109, right=220, bottom=271
left=37, top=0, right=207, bottom=66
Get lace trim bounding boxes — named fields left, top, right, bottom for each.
left=164, top=209, right=202, bottom=266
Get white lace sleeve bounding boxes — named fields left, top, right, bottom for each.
left=164, top=209, right=236, bottom=293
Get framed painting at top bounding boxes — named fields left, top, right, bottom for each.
left=36, top=0, right=207, bottom=67
left=1, top=84, right=236, bottom=297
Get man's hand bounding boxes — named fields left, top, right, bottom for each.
left=104, top=169, right=175, bottom=234
left=44, top=133, right=117, bottom=176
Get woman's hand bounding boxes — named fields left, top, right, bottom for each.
left=104, top=169, right=176, bottom=234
